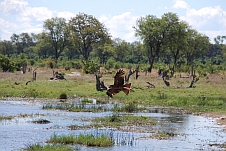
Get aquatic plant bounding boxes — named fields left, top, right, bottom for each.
left=47, top=133, right=114, bottom=147
left=23, top=143, right=76, bottom=151
left=0, top=115, right=14, bottom=120
left=150, top=131, right=178, bottom=140
left=42, top=103, right=104, bottom=112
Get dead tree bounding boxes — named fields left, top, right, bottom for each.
left=163, top=80, right=170, bottom=87
left=135, top=66, right=140, bottom=79
left=95, top=74, right=108, bottom=91
left=33, top=67, right=38, bottom=81
left=146, top=82, right=155, bottom=88
left=125, top=67, right=140, bottom=83
left=188, top=70, right=199, bottom=88
left=22, top=62, right=27, bottom=74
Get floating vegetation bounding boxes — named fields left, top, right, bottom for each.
left=149, top=131, right=178, bottom=140
left=47, top=133, right=114, bottom=147
left=68, top=114, right=156, bottom=133
left=0, top=115, right=14, bottom=120
left=209, top=142, right=226, bottom=148
left=23, top=143, right=77, bottom=151
left=0, top=113, right=43, bottom=121
left=42, top=102, right=146, bottom=113
left=42, top=103, right=105, bottom=112
left=32, top=119, right=51, bottom=124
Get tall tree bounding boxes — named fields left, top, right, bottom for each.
left=186, top=29, right=210, bottom=65
left=134, top=14, right=168, bottom=72
left=162, top=13, right=189, bottom=72
left=43, top=17, right=69, bottom=64
left=68, top=13, right=111, bottom=63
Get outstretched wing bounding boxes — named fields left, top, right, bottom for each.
left=114, top=69, right=125, bottom=86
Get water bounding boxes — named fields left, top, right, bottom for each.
left=0, top=99, right=225, bottom=151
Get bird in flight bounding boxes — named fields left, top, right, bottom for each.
left=107, top=69, right=131, bottom=97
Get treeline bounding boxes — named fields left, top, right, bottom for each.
left=0, top=12, right=226, bottom=74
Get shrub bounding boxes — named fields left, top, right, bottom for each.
left=0, top=54, right=17, bottom=72
left=83, top=61, right=99, bottom=74
left=59, top=92, right=67, bottom=99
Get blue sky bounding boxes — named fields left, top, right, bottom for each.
left=0, top=0, right=226, bottom=43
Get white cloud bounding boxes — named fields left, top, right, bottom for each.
left=0, top=18, right=18, bottom=40
left=173, top=0, right=226, bottom=42
left=173, top=0, right=189, bottom=9
left=0, top=0, right=54, bottom=40
left=0, top=0, right=28, bottom=15
left=99, top=12, right=138, bottom=42
left=183, top=6, right=226, bottom=28
left=57, top=11, right=75, bottom=21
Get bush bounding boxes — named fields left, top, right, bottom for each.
left=59, top=93, right=67, bottom=99
left=83, top=61, right=99, bottom=74
left=0, top=54, right=17, bottom=72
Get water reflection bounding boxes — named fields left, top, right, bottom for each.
left=0, top=100, right=225, bottom=151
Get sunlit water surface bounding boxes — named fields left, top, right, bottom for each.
left=0, top=99, right=225, bottom=151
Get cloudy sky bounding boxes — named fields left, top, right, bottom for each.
left=0, top=0, right=226, bottom=43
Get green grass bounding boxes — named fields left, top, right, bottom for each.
left=47, top=133, right=114, bottom=147
left=23, top=144, right=76, bottom=151
left=68, top=114, right=156, bottom=132
left=92, top=114, right=156, bottom=127
left=1, top=69, right=226, bottom=114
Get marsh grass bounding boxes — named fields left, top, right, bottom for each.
left=0, top=115, right=14, bottom=120
left=68, top=114, right=156, bottom=132
left=150, top=131, right=178, bottom=140
left=42, top=103, right=105, bottom=112
left=23, top=143, right=76, bottom=151
left=92, top=114, right=156, bottom=129
left=47, top=133, right=114, bottom=147
left=1, top=68, right=226, bottom=114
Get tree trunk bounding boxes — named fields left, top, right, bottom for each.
left=148, top=56, right=155, bottom=72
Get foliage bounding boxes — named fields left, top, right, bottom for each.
left=43, top=17, right=69, bottom=64
left=0, top=54, right=17, bottom=72
left=68, top=13, right=111, bottom=62
left=82, top=60, right=99, bottom=74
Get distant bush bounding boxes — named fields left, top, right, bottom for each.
left=59, top=92, right=67, bottom=99
left=0, top=54, right=17, bottom=72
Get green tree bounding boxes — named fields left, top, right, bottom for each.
left=134, top=14, right=168, bottom=72
left=186, top=29, right=210, bottom=65
left=162, top=13, right=189, bottom=73
left=43, top=17, right=69, bottom=64
left=113, top=38, right=130, bottom=62
left=68, top=13, right=111, bottom=63
left=34, top=32, right=54, bottom=59
left=0, top=40, right=15, bottom=57
left=91, top=42, right=115, bottom=65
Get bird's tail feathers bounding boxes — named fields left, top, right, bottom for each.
left=122, top=83, right=131, bottom=95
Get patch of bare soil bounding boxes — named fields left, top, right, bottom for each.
left=203, top=113, right=226, bottom=131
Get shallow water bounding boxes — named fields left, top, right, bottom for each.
left=0, top=99, right=225, bottom=151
